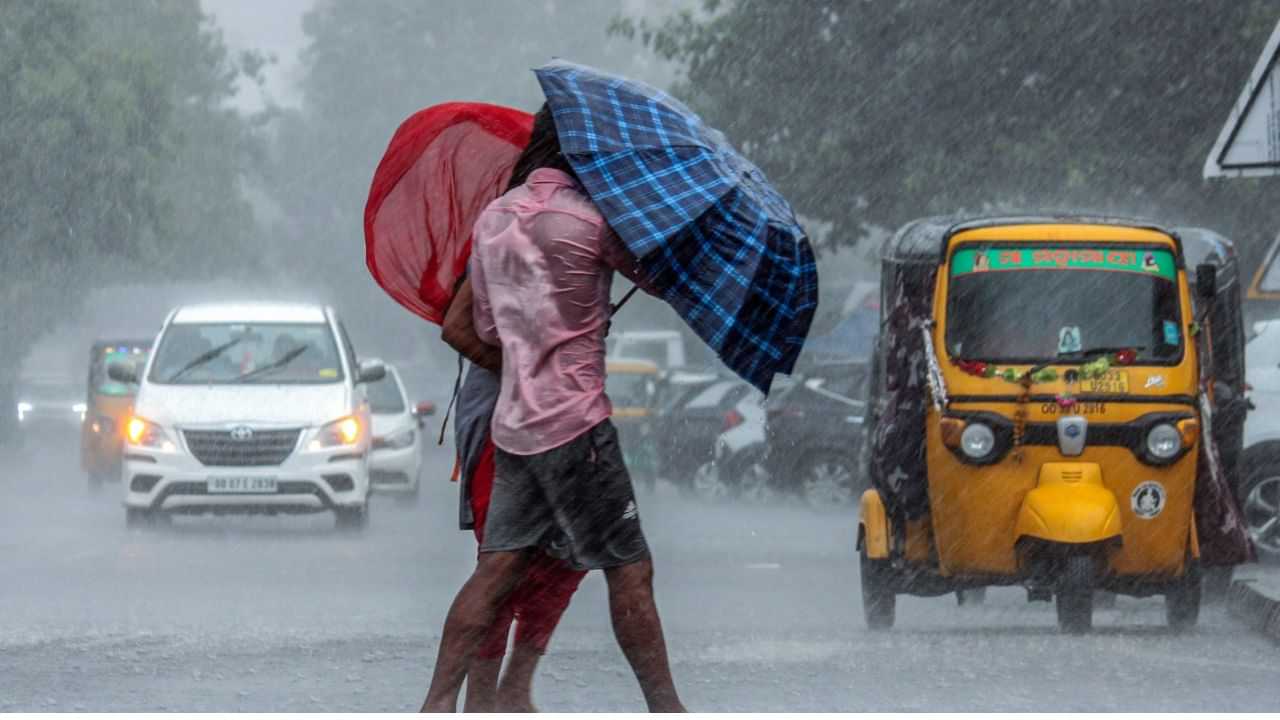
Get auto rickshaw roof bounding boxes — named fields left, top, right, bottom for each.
left=882, top=214, right=1184, bottom=266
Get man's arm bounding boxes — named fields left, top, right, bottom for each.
left=468, top=253, right=500, bottom=346
left=441, top=273, right=502, bottom=373
left=599, top=225, right=661, bottom=298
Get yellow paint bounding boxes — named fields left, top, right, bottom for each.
left=1013, top=463, right=1122, bottom=544
left=859, top=490, right=890, bottom=559
left=1189, top=513, right=1200, bottom=559
left=611, top=407, right=650, bottom=419
left=914, top=221, right=1200, bottom=584
left=605, top=360, right=659, bottom=376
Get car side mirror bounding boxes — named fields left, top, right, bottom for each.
left=357, top=360, right=386, bottom=384
left=107, top=362, right=139, bottom=385
left=1196, top=263, right=1217, bottom=300
left=413, top=401, right=436, bottom=418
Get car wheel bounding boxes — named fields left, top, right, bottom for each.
left=335, top=503, right=369, bottom=532
left=859, top=544, right=896, bottom=630
left=1241, top=464, right=1280, bottom=563
left=691, top=461, right=731, bottom=502
left=800, top=453, right=858, bottom=509
left=1055, top=555, right=1095, bottom=634
left=736, top=462, right=777, bottom=505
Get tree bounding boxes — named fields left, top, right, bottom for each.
left=0, top=0, right=262, bottom=428
left=619, top=0, right=1280, bottom=271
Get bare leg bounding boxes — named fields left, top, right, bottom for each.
left=462, top=656, right=502, bottom=713
left=604, top=559, right=685, bottom=712
left=421, top=550, right=532, bottom=712
left=493, top=642, right=540, bottom=712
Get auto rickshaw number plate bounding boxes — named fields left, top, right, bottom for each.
left=1079, top=370, right=1129, bottom=394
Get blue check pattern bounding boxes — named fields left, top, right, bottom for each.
left=535, top=60, right=818, bottom=393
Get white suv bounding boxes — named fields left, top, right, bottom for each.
left=112, top=303, right=382, bottom=531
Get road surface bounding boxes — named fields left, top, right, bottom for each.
left=1, top=438, right=1276, bottom=712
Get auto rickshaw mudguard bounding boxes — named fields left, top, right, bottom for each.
left=1015, top=463, right=1123, bottom=545
left=859, top=489, right=890, bottom=559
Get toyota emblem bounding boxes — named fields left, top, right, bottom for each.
left=229, top=426, right=254, bottom=441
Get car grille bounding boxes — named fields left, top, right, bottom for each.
left=182, top=428, right=300, bottom=467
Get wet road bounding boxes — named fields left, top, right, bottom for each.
left=1, top=439, right=1277, bottom=712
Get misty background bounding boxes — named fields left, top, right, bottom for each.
left=4, top=0, right=1279, bottom=403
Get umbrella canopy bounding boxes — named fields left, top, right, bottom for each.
left=534, top=59, right=818, bottom=393
left=364, top=102, right=532, bottom=325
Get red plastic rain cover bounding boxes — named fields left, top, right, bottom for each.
left=364, top=102, right=533, bottom=325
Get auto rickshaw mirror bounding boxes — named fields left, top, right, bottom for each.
left=1196, top=263, right=1217, bottom=300
left=106, top=361, right=139, bottom=385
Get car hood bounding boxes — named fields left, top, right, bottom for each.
left=135, top=384, right=352, bottom=428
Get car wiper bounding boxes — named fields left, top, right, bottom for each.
left=167, top=337, right=243, bottom=382
left=233, top=345, right=309, bottom=383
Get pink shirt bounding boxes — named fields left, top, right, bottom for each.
left=470, top=168, right=647, bottom=455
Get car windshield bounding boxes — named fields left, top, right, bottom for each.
left=149, top=322, right=344, bottom=384
left=366, top=372, right=406, bottom=414
left=946, top=246, right=1183, bottom=364
left=91, top=345, right=149, bottom=396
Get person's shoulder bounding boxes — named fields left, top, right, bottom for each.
left=547, top=184, right=607, bottom=227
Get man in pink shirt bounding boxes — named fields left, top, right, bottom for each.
left=422, top=105, right=684, bottom=713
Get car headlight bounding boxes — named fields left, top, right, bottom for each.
left=125, top=416, right=175, bottom=451
left=960, top=422, right=996, bottom=460
left=1145, top=423, right=1181, bottom=460
left=381, top=427, right=414, bottom=450
left=72, top=402, right=87, bottom=414
left=17, top=401, right=32, bottom=422
left=309, top=416, right=362, bottom=450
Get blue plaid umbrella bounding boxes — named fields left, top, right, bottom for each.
left=534, top=60, right=818, bottom=393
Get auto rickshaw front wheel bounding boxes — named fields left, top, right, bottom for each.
left=859, top=545, right=896, bottom=630
left=1165, top=560, right=1202, bottom=632
left=1055, top=555, right=1094, bottom=634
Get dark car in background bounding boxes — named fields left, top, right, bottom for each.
left=763, top=360, right=870, bottom=508
left=652, top=376, right=755, bottom=492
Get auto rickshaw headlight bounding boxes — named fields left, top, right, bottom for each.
left=960, top=423, right=996, bottom=459
left=1145, top=423, right=1181, bottom=460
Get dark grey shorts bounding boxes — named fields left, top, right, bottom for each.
left=481, top=420, right=649, bottom=571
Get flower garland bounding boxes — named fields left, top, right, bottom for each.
left=952, top=349, right=1138, bottom=426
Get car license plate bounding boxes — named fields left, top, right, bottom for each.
left=207, top=476, right=278, bottom=493
left=1080, top=370, right=1129, bottom=394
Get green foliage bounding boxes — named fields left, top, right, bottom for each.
left=624, top=0, right=1280, bottom=268
left=0, top=0, right=262, bottom=389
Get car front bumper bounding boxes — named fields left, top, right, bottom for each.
left=122, top=443, right=369, bottom=514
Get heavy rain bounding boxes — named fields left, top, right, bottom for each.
left=2, top=0, right=1280, bottom=713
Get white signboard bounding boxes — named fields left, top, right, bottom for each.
left=1204, top=19, right=1280, bottom=178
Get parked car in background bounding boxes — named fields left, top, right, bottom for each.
left=80, top=339, right=152, bottom=490
left=653, top=377, right=755, bottom=492
left=1241, top=319, right=1280, bottom=563
left=764, top=360, right=870, bottom=509
left=366, top=361, right=433, bottom=504
left=117, top=303, right=384, bottom=532
left=693, top=387, right=769, bottom=502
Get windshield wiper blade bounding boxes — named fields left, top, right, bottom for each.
left=168, top=337, right=243, bottom=382
left=233, top=346, right=308, bottom=383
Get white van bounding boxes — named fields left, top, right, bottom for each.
left=113, top=303, right=383, bottom=531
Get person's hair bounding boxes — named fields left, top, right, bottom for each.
left=506, top=103, right=578, bottom=192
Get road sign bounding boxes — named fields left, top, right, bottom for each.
left=1204, top=19, right=1280, bottom=179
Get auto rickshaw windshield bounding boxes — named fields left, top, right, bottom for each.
left=946, top=246, right=1184, bottom=364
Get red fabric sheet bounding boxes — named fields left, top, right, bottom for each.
left=364, top=102, right=533, bottom=325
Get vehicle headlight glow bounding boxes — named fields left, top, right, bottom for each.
left=125, top=416, right=174, bottom=451
left=1146, top=423, right=1182, bottom=460
left=72, top=402, right=87, bottom=414
left=960, top=422, right=996, bottom=459
left=310, top=415, right=362, bottom=449
left=381, top=427, right=414, bottom=450
left=17, top=401, right=32, bottom=421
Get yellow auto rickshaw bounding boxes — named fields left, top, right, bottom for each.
left=80, top=339, right=151, bottom=489
left=606, top=358, right=660, bottom=491
left=859, top=216, right=1251, bottom=633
